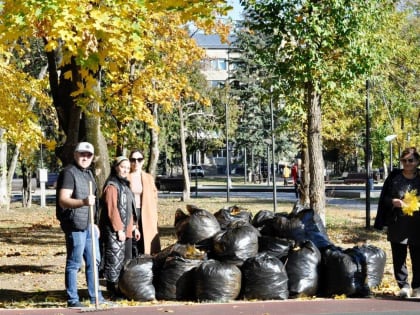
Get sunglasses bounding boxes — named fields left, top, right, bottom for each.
left=129, top=157, right=144, bottom=163
left=400, top=158, right=416, bottom=163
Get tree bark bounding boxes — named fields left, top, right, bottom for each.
left=148, top=104, right=160, bottom=177
left=0, top=130, right=9, bottom=209
left=179, top=103, right=190, bottom=201
left=306, top=81, right=326, bottom=224
left=300, top=139, right=310, bottom=206
left=46, top=50, right=109, bottom=192
left=21, top=161, right=32, bottom=208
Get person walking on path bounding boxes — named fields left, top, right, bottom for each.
left=100, top=156, right=140, bottom=299
left=283, top=164, right=291, bottom=186
left=291, top=162, right=300, bottom=198
left=56, top=142, right=108, bottom=308
left=374, top=147, right=420, bottom=298
left=128, top=149, right=161, bottom=256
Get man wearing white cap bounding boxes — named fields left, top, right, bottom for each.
left=56, top=142, right=109, bottom=308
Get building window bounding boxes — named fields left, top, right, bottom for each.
left=210, top=80, right=226, bottom=87
left=210, top=59, right=227, bottom=71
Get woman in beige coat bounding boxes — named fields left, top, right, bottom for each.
left=128, top=149, right=161, bottom=256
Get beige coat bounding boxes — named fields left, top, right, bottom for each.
left=130, top=171, right=161, bottom=254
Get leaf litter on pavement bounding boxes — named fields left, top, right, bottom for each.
left=0, top=198, right=401, bottom=308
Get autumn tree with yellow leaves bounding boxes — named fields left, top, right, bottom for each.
left=0, top=48, right=50, bottom=208
left=0, top=0, right=231, bottom=200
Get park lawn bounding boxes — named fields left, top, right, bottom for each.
left=0, top=197, right=398, bottom=309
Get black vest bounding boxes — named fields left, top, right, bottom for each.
left=56, top=163, right=97, bottom=232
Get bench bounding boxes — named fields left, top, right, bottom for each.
left=343, top=173, right=368, bottom=184
left=155, top=177, right=185, bottom=192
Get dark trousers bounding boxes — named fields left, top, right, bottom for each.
left=132, top=208, right=144, bottom=258
left=294, top=180, right=301, bottom=198
left=391, top=242, right=420, bottom=289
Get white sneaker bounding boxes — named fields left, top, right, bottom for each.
left=412, top=287, right=420, bottom=298
left=399, top=287, right=411, bottom=298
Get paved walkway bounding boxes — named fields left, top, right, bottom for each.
left=1, top=297, right=420, bottom=315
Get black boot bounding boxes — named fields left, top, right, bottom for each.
left=106, top=281, right=124, bottom=301
left=106, top=281, right=117, bottom=294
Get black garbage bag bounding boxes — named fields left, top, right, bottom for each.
left=155, top=255, right=204, bottom=301
left=153, top=242, right=207, bottom=292
left=272, top=214, right=306, bottom=242
left=154, top=243, right=206, bottom=269
left=241, top=252, right=289, bottom=300
left=291, top=208, right=332, bottom=250
left=212, top=221, right=260, bottom=266
left=153, top=243, right=178, bottom=272
left=214, top=205, right=252, bottom=230
left=195, top=259, right=242, bottom=302
left=319, top=246, right=369, bottom=297
left=175, top=205, right=221, bottom=248
left=252, top=210, right=287, bottom=236
left=286, top=240, right=321, bottom=297
left=354, top=244, right=386, bottom=288
left=118, top=255, right=155, bottom=301
left=252, top=209, right=275, bottom=228
left=258, top=235, right=294, bottom=262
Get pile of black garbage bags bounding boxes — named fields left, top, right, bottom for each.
left=118, top=204, right=386, bottom=302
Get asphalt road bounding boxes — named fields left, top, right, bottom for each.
left=12, top=184, right=379, bottom=212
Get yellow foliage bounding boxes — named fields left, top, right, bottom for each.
left=0, top=0, right=231, bottom=149
left=402, top=190, right=420, bottom=216
left=0, top=57, right=50, bottom=155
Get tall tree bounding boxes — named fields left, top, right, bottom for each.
left=0, top=52, right=49, bottom=208
left=241, top=0, right=395, bottom=222
left=1, top=0, right=231, bottom=191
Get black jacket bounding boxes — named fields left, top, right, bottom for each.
left=374, top=169, right=420, bottom=244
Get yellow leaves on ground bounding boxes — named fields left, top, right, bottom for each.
left=402, top=190, right=420, bottom=216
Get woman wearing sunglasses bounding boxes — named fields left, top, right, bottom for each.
left=128, top=149, right=161, bottom=257
left=375, top=147, right=420, bottom=298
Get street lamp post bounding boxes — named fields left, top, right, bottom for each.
left=226, top=100, right=230, bottom=202
left=219, top=81, right=230, bottom=202
left=385, top=134, right=397, bottom=172
left=270, top=85, right=277, bottom=212
left=365, top=80, right=371, bottom=228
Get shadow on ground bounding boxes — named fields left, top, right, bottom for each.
left=0, top=289, right=68, bottom=308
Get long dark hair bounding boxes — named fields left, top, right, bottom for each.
left=129, top=149, right=144, bottom=159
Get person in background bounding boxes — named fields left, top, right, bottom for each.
left=374, top=147, right=420, bottom=298
left=100, top=156, right=140, bottom=299
left=283, top=164, right=291, bottom=186
left=56, top=142, right=108, bottom=308
left=291, top=162, right=300, bottom=198
left=128, top=149, right=161, bottom=256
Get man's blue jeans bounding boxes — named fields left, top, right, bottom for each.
left=65, top=225, right=104, bottom=304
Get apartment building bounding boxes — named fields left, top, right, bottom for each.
left=192, top=33, right=238, bottom=87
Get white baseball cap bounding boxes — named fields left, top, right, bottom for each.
left=74, top=142, right=94, bottom=154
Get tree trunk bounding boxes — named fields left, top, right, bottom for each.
left=306, top=81, right=326, bottom=224
left=148, top=104, right=159, bottom=177
left=47, top=53, right=83, bottom=166
left=21, top=161, right=32, bottom=208
left=300, top=140, right=310, bottom=206
left=0, top=130, right=9, bottom=209
left=85, top=72, right=109, bottom=194
left=179, top=104, right=190, bottom=201
left=46, top=51, right=109, bottom=192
